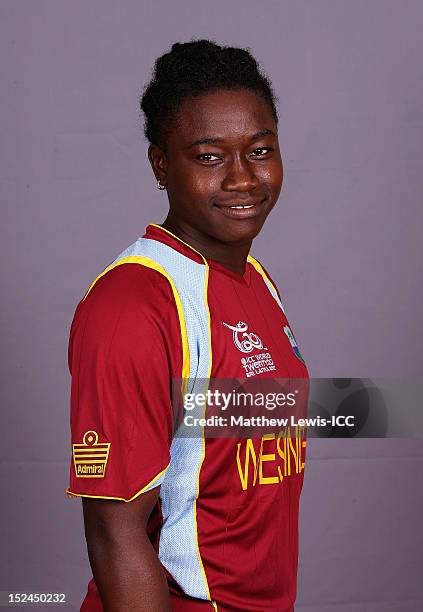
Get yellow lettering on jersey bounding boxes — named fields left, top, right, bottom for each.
left=276, top=431, right=287, bottom=482
left=236, top=438, right=259, bottom=491
left=237, top=427, right=307, bottom=490
left=258, top=434, right=279, bottom=485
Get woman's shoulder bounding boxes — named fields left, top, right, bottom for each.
left=70, top=261, right=179, bottom=342
left=83, top=261, right=176, bottom=309
left=68, top=261, right=183, bottom=379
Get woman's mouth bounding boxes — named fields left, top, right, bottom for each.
left=213, top=198, right=265, bottom=219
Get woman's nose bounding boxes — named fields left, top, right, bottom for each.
left=221, top=157, right=259, bottom=192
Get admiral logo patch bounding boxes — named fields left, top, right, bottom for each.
left=73, top=430, right=110, bottom=478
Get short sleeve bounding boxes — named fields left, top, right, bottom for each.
left=66, top=263, right=183, bottom=502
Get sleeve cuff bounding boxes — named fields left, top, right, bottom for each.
left=65, top=463, right=170, bottom=502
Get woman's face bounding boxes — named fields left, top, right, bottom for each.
left=149, top=88, right=283, bottom=246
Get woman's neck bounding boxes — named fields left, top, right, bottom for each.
left=160, top=218, right=251, bottom=277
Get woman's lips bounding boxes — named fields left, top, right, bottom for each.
left=213, top=197, right=265, bottom=219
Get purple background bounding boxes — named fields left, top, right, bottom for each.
left=1, top=1, right=422, bottom=610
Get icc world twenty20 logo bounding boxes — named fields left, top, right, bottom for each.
left=222, top=321, right=267, bottom=353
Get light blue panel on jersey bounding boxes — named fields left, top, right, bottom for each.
left=113, top=237, right=212, bottom=601
left=265, top=279, right=285, bottom=314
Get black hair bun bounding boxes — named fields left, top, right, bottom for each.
left=140, top=39, right=278, bottom=148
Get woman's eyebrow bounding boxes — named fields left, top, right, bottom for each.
left=187, top=129, right=276, bottom=149
left=187, top=136, right=224, bottom=148
left=251, top=129, right=275, bottom=139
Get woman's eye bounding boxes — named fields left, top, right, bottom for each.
left=250, top=147, right=272, bottom=157
left=197, top=153, right=221, bottom=162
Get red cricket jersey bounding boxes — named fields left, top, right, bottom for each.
left=67, top=224, right=309, bottom=612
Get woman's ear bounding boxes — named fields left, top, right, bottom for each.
left=148, top=144, right=168, bottom=188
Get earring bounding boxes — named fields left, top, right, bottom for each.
left=157, top=179, right=166, bottom=190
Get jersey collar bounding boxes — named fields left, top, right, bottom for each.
left=142, top=223, right=205, bottom=264
left=142, top=223, right=251, bottom=286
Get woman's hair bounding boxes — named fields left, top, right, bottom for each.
left=140, top=39, right=278, bottom=149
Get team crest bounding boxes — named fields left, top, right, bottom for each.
left=222, top=320, right=267, bottom=353
left=72, top=430, right=110, bottom=478
left=283, top=325, right=305, bottom=364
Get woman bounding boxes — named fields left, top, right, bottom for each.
left=67, top=40, right=308, bottom=612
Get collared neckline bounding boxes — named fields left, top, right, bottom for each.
left=142, top=224, right=251, bottom=286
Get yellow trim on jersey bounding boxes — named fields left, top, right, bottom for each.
left=247, top=254, right=279, bottom=298
left=66, top=463, right=170, bottom=503
left=147, top=227, right=217, bottom=605
left=149, top=225, right=217, bottom=607
left=192, top=263, right=218, bottom=608
left=82, top=255, right=190, bottom=386
left=150, top=223, right=208, bottom=264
